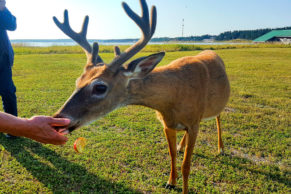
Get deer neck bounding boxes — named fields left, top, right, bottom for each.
left=126, top=71, right=170, bottom=111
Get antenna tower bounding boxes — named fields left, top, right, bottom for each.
left=182, top=18, right=184, bottom=37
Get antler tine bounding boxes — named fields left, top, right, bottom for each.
left=150, top=6, right=157, bottom=37
left=140, top=0, right=150, bottom=35
left=80, top=15, right=89, bottom=38
left=53, top=10, right=92, bottom=55
left=114, top=46, right=121, bottom=57
left=108, top=0, right=157, bottom=69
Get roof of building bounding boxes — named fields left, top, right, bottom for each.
left=253, top=30, right=291, bottom=42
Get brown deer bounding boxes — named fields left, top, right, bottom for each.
left=53, top=0, right=230, bottom=193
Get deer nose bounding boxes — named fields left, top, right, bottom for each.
left=53, top=113, right=67, bottom=119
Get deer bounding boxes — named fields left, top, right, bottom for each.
left=52, top=0, right=230, bottom=193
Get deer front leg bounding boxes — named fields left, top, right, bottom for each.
left=181, top=124, right=199, bottom=194
left=216, top=115, right=224, bottom=154
left=163, top=127, right=178, bottom=189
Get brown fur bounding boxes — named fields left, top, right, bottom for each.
left=127, top=50, right=230, bottom=193
left=55, top=50, right=230, bottom=194
left=128, top=50, right=230, bottom=126
left=53, top=1, right=231, bottom=192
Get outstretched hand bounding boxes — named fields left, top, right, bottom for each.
left=22, top=116, right=70, bottom=145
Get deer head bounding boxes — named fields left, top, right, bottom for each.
left=53, top=0, right=165, bottom=132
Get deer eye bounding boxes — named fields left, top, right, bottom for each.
left=92, top=84, right=107, bottom=96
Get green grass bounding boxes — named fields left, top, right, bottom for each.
left=0, top=45, right=290, bottom=193
left=13, top=42, right=291, bottom=54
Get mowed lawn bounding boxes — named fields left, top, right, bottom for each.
left=0, top=46, right=290, bottom=193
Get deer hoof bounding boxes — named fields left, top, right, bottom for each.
left=177, top=145, right=184, bottom=153
left=165, top=184, right=176, bottom=190
left=217, top=148, right=225, bottom=155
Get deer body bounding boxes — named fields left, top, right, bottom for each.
left=128, top=50, right=230, bottom=124
left=126, top=50, right=230, bottom=191
left=53, top=1, right=230, bottom=193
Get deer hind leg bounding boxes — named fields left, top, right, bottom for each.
left=163, top=127, right=178, bottom=189
left=216, top=115, right=224, bottom=154
left=177, top=132, right=187, bottom=153
left=181, top=124, right=199, bottom=194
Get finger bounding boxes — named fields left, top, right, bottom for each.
left=59, top=128, right=70, bottom=134
left=32, top=135, right=67, bottom=145
left=58, top=128, right=67, bottom=133
left=49, top=133, right=68, bottom=145
left=49, top=118, right=71, bottom=126
left=31, top=137, right=48, bottom=144
left=42, top=127, right=68, bottom=145
left=59, top=130, right=70, bottom=135
left=57, top=136, right=68, bottom=144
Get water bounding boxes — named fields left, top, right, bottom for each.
left=11, top=39, right=140, bottom=47
left=11, top=39, right=251, bottom=47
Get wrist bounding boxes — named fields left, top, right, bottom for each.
left=8, top=117, right=30, bottom=136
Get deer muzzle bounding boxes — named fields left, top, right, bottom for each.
left=53, top=113, right=81, bottom=133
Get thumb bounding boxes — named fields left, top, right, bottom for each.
left=49, top=118, right=71, bottom=126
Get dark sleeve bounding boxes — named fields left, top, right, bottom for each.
left=0, top=8, right=17, bottom=31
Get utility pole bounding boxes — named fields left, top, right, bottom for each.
left=182, top=18, right=184, bottom=37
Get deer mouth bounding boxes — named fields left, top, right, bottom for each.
left=67, top=122, right=81, bottom=133
left=53, top=121, right=81, bottom=134
left=53, top=113, right=82, bottom=133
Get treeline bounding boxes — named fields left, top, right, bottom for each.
left=215, top=26, right=291, bottom=41
left=151, top=34, right=214, bottom=42
left=151, top=26, right=291, bottom=42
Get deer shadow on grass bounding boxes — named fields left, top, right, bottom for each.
left=0, top=134, right=139, bottom=193
left=195, top=152, right=290, bottom=189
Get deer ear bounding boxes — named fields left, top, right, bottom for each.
left=123, top=52, right=165, bottom=78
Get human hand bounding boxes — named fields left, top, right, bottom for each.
left=0, top=0, right=6, bottom=11
left=21, top=116, right=70, bottom=145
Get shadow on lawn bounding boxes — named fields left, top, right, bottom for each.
left=0, top=134, right=140, bottom=193
left=196, top=152, right=290, bottom=189
left=3, top=133, right=289, bottom=193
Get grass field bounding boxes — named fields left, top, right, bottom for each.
left=0, top=45, right=290, bottom=193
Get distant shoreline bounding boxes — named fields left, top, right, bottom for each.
left=11, top=39, right=252, bottom=47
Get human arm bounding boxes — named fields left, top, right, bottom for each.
left=0, top=112, right=70, bottom=145
left=0, top=1, right=17, bottom=31
left=0, top=0, right=5, bottom=11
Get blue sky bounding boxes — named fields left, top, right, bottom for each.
left=6, top=0, right=291, bottom=39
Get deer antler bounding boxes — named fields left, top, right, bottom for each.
left=108, top=0, right=157, bottom=70
left=53, top=10, right=103, bottom=65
